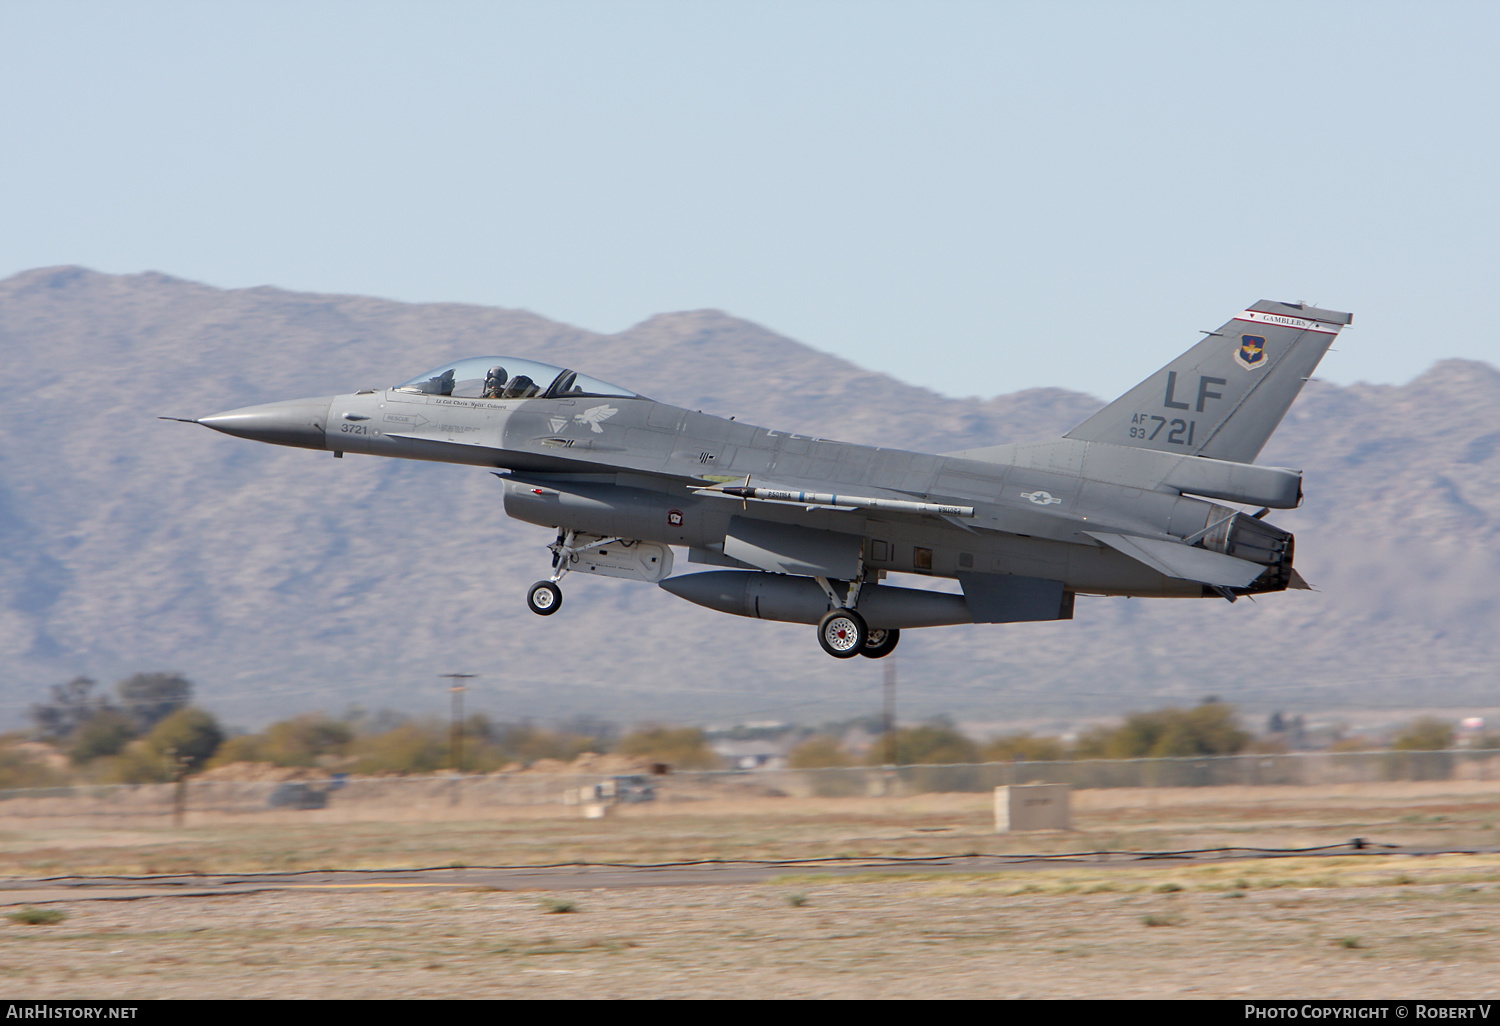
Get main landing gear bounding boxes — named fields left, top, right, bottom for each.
left=816, top=609, right=901, bottom=659
left=813, top=573, right=900, bottom=660
left=862, top=626, right=901, bottom=659
left=526, top=529, right=623, bottom=617
left=817, top=608, right=866, bottom=657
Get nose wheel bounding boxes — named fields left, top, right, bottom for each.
left=817, top=608, right=868, bottom=658
left=527, top=580, right=563, bottom=616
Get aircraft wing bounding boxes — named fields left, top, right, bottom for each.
left=1084, top=532, right=1267, bottom=588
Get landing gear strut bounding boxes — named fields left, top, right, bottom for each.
left=812, top=563, right=901, bottom=659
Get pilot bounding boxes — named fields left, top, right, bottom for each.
left=483, top=366, right=508, bottom=398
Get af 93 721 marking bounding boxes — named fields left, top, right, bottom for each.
left=1128, top=413, right=1195, bottom=446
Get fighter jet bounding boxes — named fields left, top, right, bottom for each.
left=178, top=300, right=1350, bottom=659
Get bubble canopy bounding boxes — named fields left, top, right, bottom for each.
left=394, top=357, right=639, bottom=401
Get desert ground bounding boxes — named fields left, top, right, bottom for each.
left=1, top=781, right=1498, bottom=999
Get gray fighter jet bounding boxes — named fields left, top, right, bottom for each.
left=178, top=300, right=1350, bottom=659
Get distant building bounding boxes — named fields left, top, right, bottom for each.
left=709, top=738, right=793, bottom=771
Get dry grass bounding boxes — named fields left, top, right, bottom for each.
left=1, top=871, right=1498, bottom=998
left=1, top=782, right=1498, bottom=997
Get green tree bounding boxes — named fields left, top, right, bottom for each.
left=789, top=736, right=853, bottom=769
left=349, top=722, right=449, bottom=774
left=67, top=709, right=138, bottom=764
left=0, top=735, right=66, bottom=789
left=30, top=677, right=111, bottom=742
left=116, top=673, right=193, bottom=732
left=1074, top=702, right=1250, bottom=759
left=107, top=741, right=174, bottom=784
left=982, top=733, right=1066, bottom=763
left=1391, top=718, right=1455, bottom=751
left=209, top=734, right=264, bottom=766
left=206, top=714, right=356, bottom=769
left=260, top=715, right=353, bottom=766
left=617, top=726, right=721, bottom=770
left=145, top=707, right=224, bottom=772
left=492, top=722, right=604, bottom=766
left=868, top=724, right=979, bottom=766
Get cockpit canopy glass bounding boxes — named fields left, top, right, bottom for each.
left=394, top=357, right=639, bottom=401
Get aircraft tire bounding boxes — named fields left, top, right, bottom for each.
left=817, top=608, right=867, bottom=659
left=859, top=627, right=900, bottom=659
left=527, top=581, right=563, bottom=616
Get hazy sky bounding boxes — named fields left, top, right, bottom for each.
left=2, top=1, right=1496, bottom=401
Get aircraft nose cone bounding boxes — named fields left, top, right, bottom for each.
left=197, top=397, right=333, bottom=450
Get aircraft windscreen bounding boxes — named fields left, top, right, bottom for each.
left=394, top=357, right=637, bottom=400
left=546, top=370, right=640, bottom=399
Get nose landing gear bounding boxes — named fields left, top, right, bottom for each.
left=526, top=528, right=627, bottom=616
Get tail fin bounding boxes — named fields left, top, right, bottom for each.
left=1065, top=300, right=1352, bottom=463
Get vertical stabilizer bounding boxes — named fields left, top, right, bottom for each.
left=1064, top=301, right=1352, bottom=463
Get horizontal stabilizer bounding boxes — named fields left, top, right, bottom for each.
left=1086, top=532, right=1267, bottom=589
left=943, top=439, right=1304, bottom=508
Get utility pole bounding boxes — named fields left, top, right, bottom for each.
left=442, top=674, right=476, bottom=771
left=882, top=655, right=897, bottom=795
